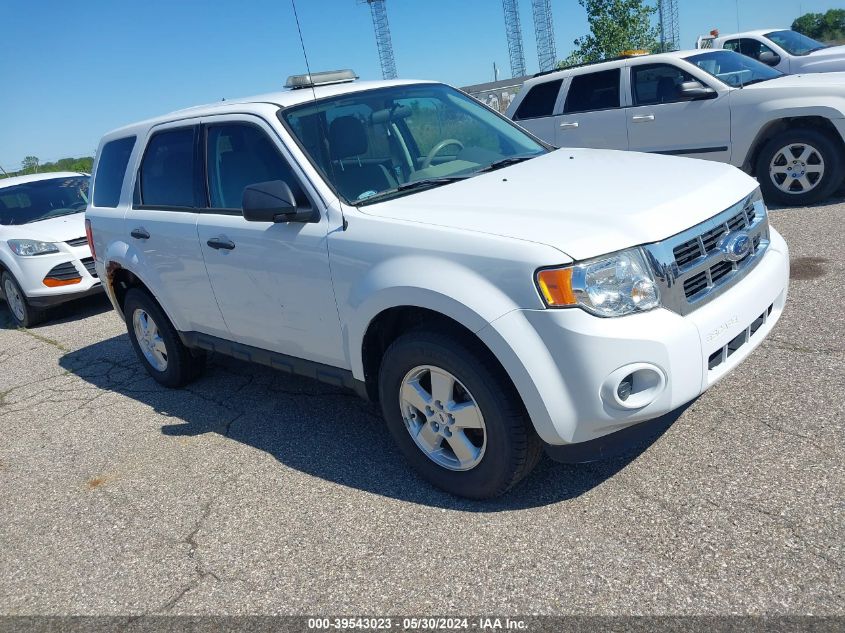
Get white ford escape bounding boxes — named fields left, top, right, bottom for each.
left=87, top=71, right=789, bottom=498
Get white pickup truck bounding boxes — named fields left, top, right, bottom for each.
left=86, top=70, right=789, bottom=498
left=698, top=29, right=845, bottom=75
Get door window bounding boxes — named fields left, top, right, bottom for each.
left=514, top=79, right=563, bottom=120
left=631, top=64, right=700, bottom=105
left=205, top=123, right=308, bottom=211
left=734, top=38, right=777, bottom=61
left=138, top=128, right=197, bottom=208
left=563, top=70, right=620, bottom=114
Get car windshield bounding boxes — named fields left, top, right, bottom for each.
left=686, top=50, right=783, bottom=87
left=0, top=176, right=89, bottom=226
left=765, top=30, right=828, bottom=56
left=280, top=83, right=547, bottom=205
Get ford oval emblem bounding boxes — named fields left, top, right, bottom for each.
left=718, top=231, right=752, bottom=262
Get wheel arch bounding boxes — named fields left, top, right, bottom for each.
left=742, top=115, right=845, bottom=173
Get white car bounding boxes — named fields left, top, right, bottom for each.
left=0, top=172, right=101, bottom=327
left=87, top=71, right=789, bottom=499
left=506, top=49, right=845, bottom=206
left=700, top=29, right=845, bottom=75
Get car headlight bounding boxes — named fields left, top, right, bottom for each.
left=7, top=239, right=60, bottom=257
left=535, top=248, right=660, bottom=317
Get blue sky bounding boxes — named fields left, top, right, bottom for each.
left=1, top=0, right=841, bottom=169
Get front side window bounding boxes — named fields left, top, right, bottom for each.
left=0, top=176, right=89, bottom=226
left=631, top=64, right=700, bottom=105
left=281, top=83, right=546, bottom=205
left=564, top=69, right=621, bottom=114
left=138, top=127, right=196, bottom=208
left=765, top=30, right=827, bottom=56
left=205, top=123, right=308, bottom=210
left=514, top=79, right=563, bottom=120
left=738, top=38, right=777, bottom=60
left=93, top=136, right=135, bottom=207
left=686, top=51, right=782, bottom=87
left=723, top=39, right=741, bottom=52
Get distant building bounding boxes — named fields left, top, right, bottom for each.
left=461, top=77, right=528, bottom=114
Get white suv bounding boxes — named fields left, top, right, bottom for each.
left=1, top=172, right=100, bottom=327
left=87, top=71, right=789, bottom=498
left=506, top=50, right=845, bottom=206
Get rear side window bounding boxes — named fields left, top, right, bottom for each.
left=93, top=136, right=135, bottom=207
left=514, top=79, right=563, bottom=120
left=138, top=127, right=196, bottom=208
left=564, top=70, right=620, bottom=114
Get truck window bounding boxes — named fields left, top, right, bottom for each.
left=138, top=127, right=197, bottom=208
left=739, top=38, right=776, bottom=61
left=514, top=79, right=563, bottom=120
left=631, top=64, right=699, bottom=106
left=204, top=123, right=308, bottom=211
left=93, top=136, right=135, bottom=208
left=564, top=69, right=620, bottom=114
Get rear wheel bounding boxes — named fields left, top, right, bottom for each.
left=756, top=128, right=843, bottom=206
left=378, top=331, right=542, bottom=499
left=123, top=288, right=204, bottom=387
left=1, top=272, right=46, bottom=328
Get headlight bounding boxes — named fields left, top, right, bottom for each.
left=536, top=248, right=660, bottom=317
left=7, top=239, right=60, bottom=257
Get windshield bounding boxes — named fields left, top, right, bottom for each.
left=280, top=83, right=547, bottom=204
left=686, top=50, right=782, bottom=87
left=0, top=176, right=89, bottom=226
left=765, top=30, right=827, bottom=56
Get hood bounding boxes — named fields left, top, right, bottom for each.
left=360, top=149, right=758, bottom=261
left=0, top=212, right=87, bottom=243
left=748, top=71, right=845, bottom=89
left=794, top=46, right=845, bottom=72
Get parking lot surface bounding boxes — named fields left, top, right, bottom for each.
left=0, top=199, right=843, bottom=616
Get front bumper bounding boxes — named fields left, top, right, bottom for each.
left=481, top=227, right=789, bottom=447
left=5, top=245, right=102, bottom=306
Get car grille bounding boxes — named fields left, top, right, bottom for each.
left=66, top=237, right=89, bottom=247
left=45, top=262, right=82, bottom=281
left=643, top=194, right=770, bottom=316
left=81, top=257, right=98, bottom=278
left=708, top=304, right=774, bottom=370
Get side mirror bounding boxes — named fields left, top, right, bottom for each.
left=678, top=81, right=717, bottom=100
left=242, top=180, right=314, bottom=223
left=758, top=51, right=781, bottom=66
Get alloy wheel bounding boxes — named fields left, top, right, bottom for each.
left=769, top=143, right=825, bottom=195
left=3, top=279, right=25, bottom=323
left=132, top=308, right=168, bottom=372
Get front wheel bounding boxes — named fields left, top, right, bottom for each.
left=756, top=128, right=843, bottom=206
left=378, top=331, right=542, bottom=499
left=123, top=288, right=204, bottom=387
left=1, top=272, right=45, bottom=328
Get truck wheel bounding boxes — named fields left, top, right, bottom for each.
left=123, top=288, right=204, bottom=387
left=378, top=331, right=542, bottom=499
left=1, top=272, right=46, bottom=328
left=756, top=128, right=843, bottom=206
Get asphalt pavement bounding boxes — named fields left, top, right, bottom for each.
left=0, top=198, right=842, bottom=616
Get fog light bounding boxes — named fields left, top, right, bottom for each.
left=617, top=375, right=633, bottom=401
left=601, top=363, right=666, bottom=410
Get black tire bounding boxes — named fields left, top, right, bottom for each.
left=123, top=288, right=204, bottom=387
left=378, top=330, right=542, bottom=499
left=756, top=128, right=844, bottom=206
left=1, top=272, right=46, bottom=328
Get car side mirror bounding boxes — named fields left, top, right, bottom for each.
left=758, top=51, right=781, bottom=66
left=678, top=81, right=717, bottom=100
left=242, top=180, right=314, bottom=223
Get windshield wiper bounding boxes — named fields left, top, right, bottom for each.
left=357, top=176, right=470, bottom=204
left=475, top=155, right=536, bottom=174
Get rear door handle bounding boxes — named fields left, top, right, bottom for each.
left=207, top=237, right=235, bottom=251
left=632, top=114, right=655, bottom=122
left=130, top=227, right=150, bottom=240
left=559, top=121, right=579, bottom=129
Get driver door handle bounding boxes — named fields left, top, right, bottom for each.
left=559, top=121, right=579, bottom=129
left=130, top=227, right=150, bottom=240
left=632, top=114, right=655, bottom=123
left=207, top=237, right=235, bottom=251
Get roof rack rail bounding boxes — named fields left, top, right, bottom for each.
left=533, top=51, right=652, bottom=77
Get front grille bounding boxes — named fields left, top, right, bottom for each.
left=66, top=237, right=88, bottom=247
left=708, top=304, right=774, bottom=371
left=45, top=262, right=81, bottom=281
left=81, top=257, right=98, bottom=278
left=644, top=194, right=770, bottom=316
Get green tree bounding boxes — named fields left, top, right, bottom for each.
left=560, top=0, right=659, bottom=67
left=21, top=156, right=40, bottom=174
left=792, top=9, right=845, bottom=42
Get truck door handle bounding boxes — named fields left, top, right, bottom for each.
left=207, top=237, right=235, bottom=251
left=130, top=227, right=150, bottom=240
left=632, top=114, right=655, bottom=123
left=559, top=121, right=579, bottom=129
